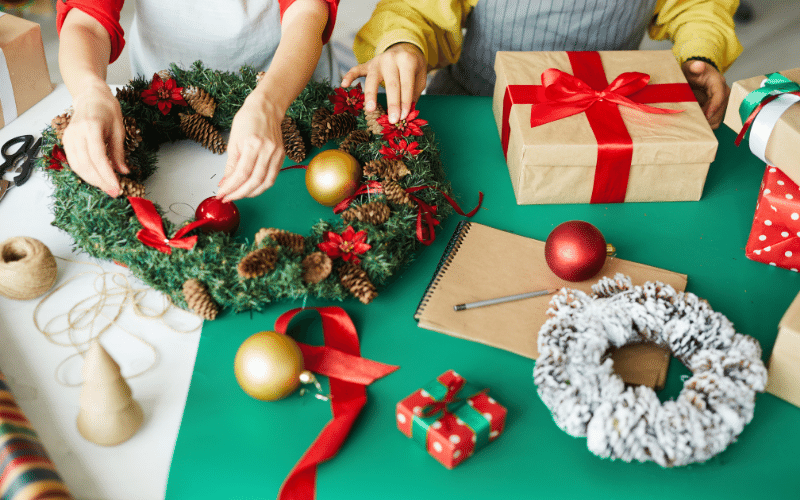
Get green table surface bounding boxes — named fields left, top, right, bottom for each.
left=166, top=95, right=800, bottom=499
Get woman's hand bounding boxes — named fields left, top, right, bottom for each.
left=682, top=59, right=730, bottom=130
left=216, top=93, right=285, bottom=202
left=61, top=82, right=128, bottom=197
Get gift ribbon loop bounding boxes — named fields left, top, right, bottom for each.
left=273, top=306, right=398, bottom=500
left=739, top=73, right=800, bottom=125
left=128, top=197, right=211, bottom=254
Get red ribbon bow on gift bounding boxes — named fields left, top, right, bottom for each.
left=128, top=196, right=211, bottom=254
left=275, top=307, right=399, bottom=500
left=501, top=51, right=697, bottom=204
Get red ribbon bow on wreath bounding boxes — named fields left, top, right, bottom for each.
left=274, top=307, right=398, bottom=500
left=501, top=51, right=697, bottom=204
left=128, top=196, right=211, bottom=254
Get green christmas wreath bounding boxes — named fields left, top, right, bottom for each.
left=40, top=61, right=476, bottom=318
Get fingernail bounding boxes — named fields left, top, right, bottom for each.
left=389, top=113, right=398, bottom=123
left=340, top=80, right=347, bottom=87
left=365, top=101, right=375, bottom=112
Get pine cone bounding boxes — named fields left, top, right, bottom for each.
left=339, top=262, right=378, bottom=304
left=254, top=227, right=305, bottom=253
left=123, top=117, right=143, bottom=152
left=118, top=177, right=146, bottom=198
left=311, top=108, right=333, bottom=147
left=182, top=279, right=219, bottom=320
left=179, top=113, right=226, bottom=154
left=364, top=158, right=410, bottom=180
left=51, top=112, right=71, bottom=141
left=281, top=116, right=306, bottom=162
left=365, top=104, right=386, bottom=135
left=157, top=69, right=173, bottom=82
left=237, top=247, right=278, bottom=278
left=324, top=113, right=357, bottom=140
left=182, top=86, right=217, bottom=118
left=302, top=252, right=332, bottom=284
left=341, top=201, right=391, bottom=225
left=256, top=71, right=266, bottom=84
left=382, top=180, right=413, bottom=207
left=338, top=129, right=371, bottom=154
left=115, top=86, right=139, bottom=105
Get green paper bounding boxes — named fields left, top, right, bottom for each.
left=167, top=95, right=800, bottom=500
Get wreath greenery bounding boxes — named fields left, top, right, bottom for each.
left=39, top=61, right=462, bottom=317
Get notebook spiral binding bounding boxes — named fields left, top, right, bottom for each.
left=414, top=220, right=473, bottom=320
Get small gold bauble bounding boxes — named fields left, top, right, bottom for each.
left=305, top=149, right=363, bottom=206
left=234, top=331, right=304, bottom=401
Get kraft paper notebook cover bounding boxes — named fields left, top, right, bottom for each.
left=415, top=222, right=688, bottom=389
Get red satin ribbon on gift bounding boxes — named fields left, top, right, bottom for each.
left=274, top=306, right=399, bottom=500
left=501, top=51, right=697, bottom=204
left=128, top=196, right=211, bottom=254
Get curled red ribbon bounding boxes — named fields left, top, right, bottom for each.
left=406, top=186, right=483, bottom=245
left=332, top=180, right=384, bottom=214
left=274, top=307, right=399, bottom=500
left=128, top=196, right=211, bottom=254
left=501, top=51, right=696, bottom=204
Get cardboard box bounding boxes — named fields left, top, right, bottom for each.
left=0, top=12, right=53, bottom=128
left=745, top=165, right=800, bottom=271
left=492, top=50, right=717, bottom=204
left=396, top=370, right=506, bottom=469
left=723, top=68, right=800, bottom=186
left=765, top=291, right=800, bottom=408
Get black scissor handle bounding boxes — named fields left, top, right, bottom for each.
left=0, top=135, right=34, bottom=176
left=13, top=137, right=41, bottom=187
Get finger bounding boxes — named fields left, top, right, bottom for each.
left=218, top=145, right=257, bottom=201
left=85, top=133, right=121, bottom=196
left=362, top=65, right=382, bottom=113
left=341, top=63, right=367, bottom=88
left=225, top=156, right=270, bottom=201
left=382, top=64, right=401, bottom=123
left=219, top=146, right=241, bottom=189
left=398, top=59, right=417, bottom=120
left=688, top=60, right=706, bottom=75
left=414, top=67, right=427, bottom=103
left=110, top=120, right=129, bottom=174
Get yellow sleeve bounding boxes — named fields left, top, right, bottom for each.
left=353, top=0, right=479, bottom=71
left=649, top=0, right=742, bottom=72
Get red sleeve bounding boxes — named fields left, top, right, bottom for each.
left=56, top=0, right=126, bottom=64
left=279, top=0, right=339, bottom=45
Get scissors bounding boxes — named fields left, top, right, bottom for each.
left=0, top=134, right=42, bottom=203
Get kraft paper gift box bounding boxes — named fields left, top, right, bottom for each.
left=396, top=370, right=506, bottom=469
left=723, top=68, right=800, bottom=186
left=765, top=291, right=800, bottom=408
left=492, top=50, right=718, bottom=205
left=0, top=12, right=53, bottom=129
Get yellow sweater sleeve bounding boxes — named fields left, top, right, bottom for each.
left=650, top=0, right=742, bottom=72
left=353, top=0, right=478, bottom=71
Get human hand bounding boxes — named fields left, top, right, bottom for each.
left=341, top=42, right=427, bottom=124
left=61, top=82, right=128, bottom=197
left=216, top=93, right=284, bottom=202
left=682, top=59, right=730, bottom=129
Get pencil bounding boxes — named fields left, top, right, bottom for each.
left=454, top=288, right=557, bottom=311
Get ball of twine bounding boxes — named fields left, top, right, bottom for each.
left=0, top=236, right=58, bottom=300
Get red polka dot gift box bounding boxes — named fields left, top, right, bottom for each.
left=396, top=370, right=506, bottom=469
left=745, top=165, right=800, bottom=271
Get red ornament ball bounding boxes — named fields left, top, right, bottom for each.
left=195, top=196, right=240, bottom=235
left=544, top=221, right=607, bottom=282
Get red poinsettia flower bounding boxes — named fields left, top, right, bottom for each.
left=379, top=138, right=422, bottom=160
left=318, top=226, right=371, bottom=264
left=329, top=84, right=365, bottom=115
left=47, top=145, right=67, bottom=171
left=140, top=73, right=188, bottom=115
left=377, top=102, right=427, bottom=140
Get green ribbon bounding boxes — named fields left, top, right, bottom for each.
left=739, top=72, right=800, bottom=132
left=410, top=377, right=491, bottom=454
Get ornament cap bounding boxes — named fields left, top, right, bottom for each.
left=606, top=243, right=616, bottom=257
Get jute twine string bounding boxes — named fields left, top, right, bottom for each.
left=0, top=236, right=58, bottom=300
left=34, top=257, right=203, bottom=387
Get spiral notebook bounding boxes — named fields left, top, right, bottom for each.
left=414, top=222, right=688, bottom=389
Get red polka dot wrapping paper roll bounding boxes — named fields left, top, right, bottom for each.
left=396, top=370, right=506, bottom=469
left=0, top=370, right=73, bottom=500
left=745, top=165, right=800, bottom=271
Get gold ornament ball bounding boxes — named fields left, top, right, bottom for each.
left=305, top=149, right=363, bottom=206
left=234, top=331, right=304, bottom=401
